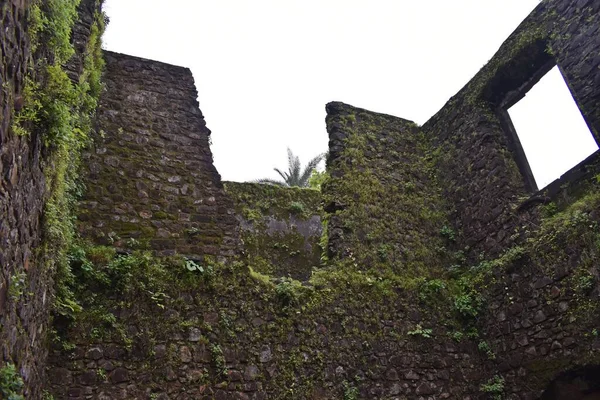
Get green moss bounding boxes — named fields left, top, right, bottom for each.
left=56, top=235, right=489, bottom=396
left=288, top=201, right=306, bottom=215
left=16, top=0, right=108, bottom=319
left=140, top=226, right=156, bottom=236
left=153, top=211, right=169, bottom=220
left=524, top=357, right=573, bottom=389
left=322, top=105, right=451, bottom=283
left=275, top=277, right=310, bottom=308
left=249, top=266, right=274, bottom=286
left=209, top=343, right=227, bottom=377
left=226, top=181, right=323, bottom=280
left=113, top=221, right=143, bottom=233
left=527, top=191, right=600, bottom=319
left=243, top=229, right=319, bottom=279
left=225, top=182, right=322, bottom=222
left=242, top=207, right=262, bottom=222
left=465, top=22, right=549, bottom=105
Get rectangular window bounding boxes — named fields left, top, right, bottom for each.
left=506, top=66, right=598, bottom=190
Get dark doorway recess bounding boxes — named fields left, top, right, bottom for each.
left=539, top=365, right=600, bottom=400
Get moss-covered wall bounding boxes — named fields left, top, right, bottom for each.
left=422, top=0, right=600, bottom=258
left=45, top=103, right=493, bottom=399
left=224, top=182, right=323, bottom=281
left=418, top=0, right=600, bottom=396
left=0, top=0, right=104, bottom=397
left=476, top=187, right=600, bottom=397
left=44, top=57, right=485, bottom=400
left=45, top=243, right=492, bottom=399
left=0, top=2, right=47, bottom=397
left=323, top=102, right=451, bottom=283
left=3, top=0, right=598, bottom=398
left=77, top=51, right=241, bottom=260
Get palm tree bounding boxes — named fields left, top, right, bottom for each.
left=257, top=148, right=324, bottom=187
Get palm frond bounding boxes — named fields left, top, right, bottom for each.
left=274, top=168, right=289, bottom=183
left=256, top=148, right=326, bottom=188
left=288, top=148, right=301, bottom=186
left=298, top=153, right=325, bottom=186
left=255, top=178, right=286, bottom=186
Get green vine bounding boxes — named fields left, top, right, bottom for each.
left=15, top=0, right=108, bottom=318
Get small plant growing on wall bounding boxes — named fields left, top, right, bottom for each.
left=480, top=375, right=505, bottom=400
left=8, top=273, right=26, bottom=301
left=288, top=201, right=306, bottom=215
left=0, top=363, right=24, bottom=400
left=209, top=343, right=227, bottom=377
left=407, top=324, right=433, bottom=338
left=343, top=381, right=359, bottom=400
left=96, top=368, right=107, bottom=382
left=478, top=341, right=496, bottom=360
left=453, top=291, right=483, bottom=320
left=275, top=278, right=303, bottom=307
left=440, top=225, right=456, bottom=241
left=185, top=227, right=202, bottom=237
left=308, top=169, right=329, bottom=190
left=575, top=274, right=595, bottom=294
left=184, top=259, right=215, bottom=282
left=448, top=331, right=464, bottom=342
left=418, top=278, right=447, bottom=303
left=42, top=390, right=55, bottom=400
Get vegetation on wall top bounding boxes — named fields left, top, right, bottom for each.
left=257, top=148, right=325, bottom=188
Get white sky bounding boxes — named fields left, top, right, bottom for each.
left=509, top=66, right=598, bottom=189
left=101, top=0, right=596, bottom=184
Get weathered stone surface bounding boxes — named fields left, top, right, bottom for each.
left=86, top=347, right=103, bottom=360
left=244, top=365, right=259, bottom=381
left=78, top=370, right=98, bottom=386
left=179, top=346, right=192, bottom=363
left=0, top=0, right=102, bottom=397
left=416, top=381, right=436, bottom=395
left=109, top=367, right=130, bottom=384
left=533, top=310, right=547, bottom=323
left=188, top=327, right=202, bottom=342
left=224, top=182, right=323, bottom=281
left=21, top=1, right=600, bottom=399
left=77, top=51, right=241, bottom=259
left=405, top=370, right=420, bottom=380
left=259, top=346, right=272, bottom=363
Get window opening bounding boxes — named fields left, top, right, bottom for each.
left=507, top=66, right=598, bottom=189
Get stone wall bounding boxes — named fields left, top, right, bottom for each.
left=475, top=198, right=600, bottom=398
left=323, top=102, right=451, bottom=280
left=0, top=1, right=48, bottom=396
left=321, top=1, right=600, bottom=397
left=14, top=0, right=600, bottom=398
left=419, top=0, right=600, bottom=397
left=45, top=247, right=488, bottom=399
left=44, top=99, right=487, bottom=400
left=422, top=0, right=600, bottom=258
left=224, top=182, right=323, bottom=281
left=78, top=51, right=240, bottom=260
left=0, top=0, right=103, bottom=397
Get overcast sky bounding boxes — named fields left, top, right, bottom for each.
left=101, top=0, right=598, bottom=187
